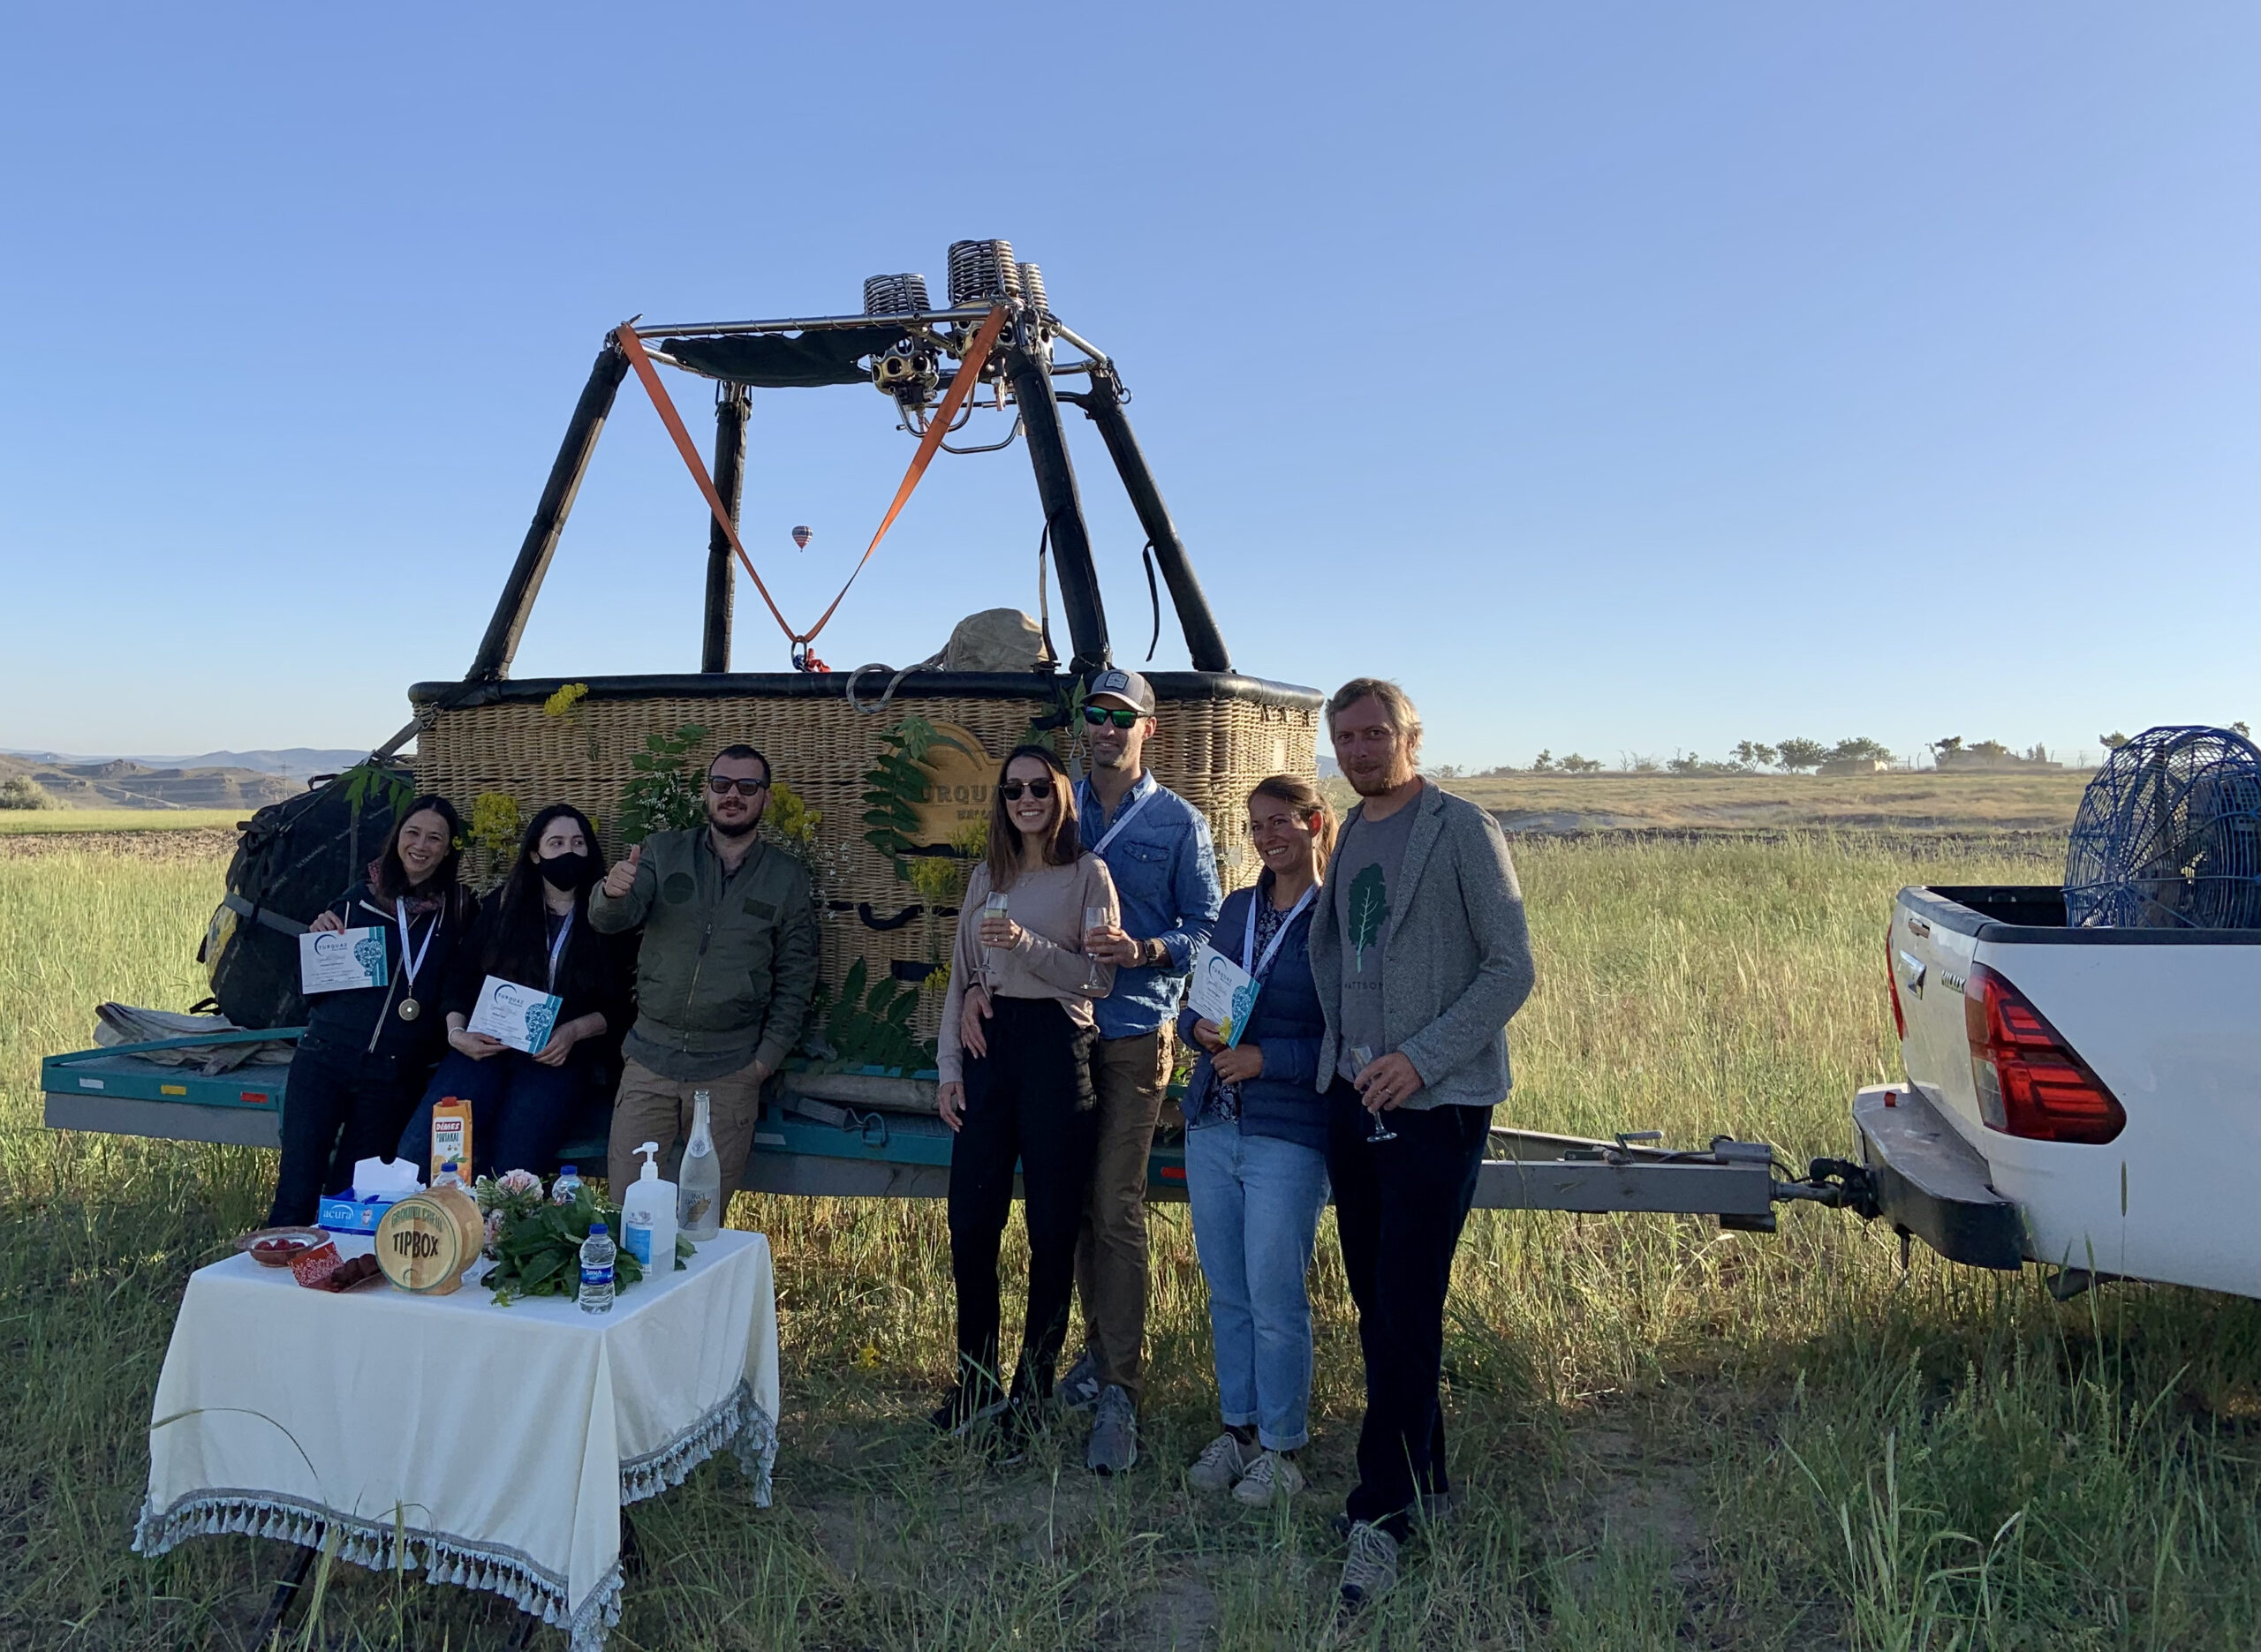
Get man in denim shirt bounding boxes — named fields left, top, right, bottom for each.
left=960, top=667, right=1221, bottom=1472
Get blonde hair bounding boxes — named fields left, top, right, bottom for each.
left=1325, top=677, right=1422, bottom=760
left=1249, top=773, right=1337, bottom=864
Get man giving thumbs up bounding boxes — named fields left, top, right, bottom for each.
left=588, top=743, right=819, bottom=1208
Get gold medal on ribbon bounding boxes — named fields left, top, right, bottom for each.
left=398, top=998, right=421, bottom=1022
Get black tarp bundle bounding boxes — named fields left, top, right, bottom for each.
left=661, top=328, right=904, bottom=388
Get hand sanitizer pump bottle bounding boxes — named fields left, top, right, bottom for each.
left=677, top=1090, right=723, bottom=1241
left=619, top=1141, right=679, bottom=1271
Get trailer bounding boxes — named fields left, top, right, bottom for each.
left=43, top=1032, right=1785, bottom=1224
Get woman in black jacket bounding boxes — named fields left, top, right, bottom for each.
left=267, top=795, right=477, bottom=1226
left=394, top=803, right=634, bottom=1180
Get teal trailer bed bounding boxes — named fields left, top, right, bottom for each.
left=43, top=1040, right=1781, bottom=1221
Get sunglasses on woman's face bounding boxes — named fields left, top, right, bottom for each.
left=1082, top=706, right=1141, bottom=729
left=707, top=775, right=769, bottom=796
left=999, top=780, right=1055, bottom=801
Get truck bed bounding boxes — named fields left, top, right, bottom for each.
left=1880, top=884, right=2260, bottom=1297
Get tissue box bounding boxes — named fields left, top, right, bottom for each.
left=317, top=1191, right=409, bottom=1234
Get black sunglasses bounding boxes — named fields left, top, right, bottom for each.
left=707, top=775, right=770, bottom=796
left=1082, top=705, right=1142, bottom=729
left=999, top=780, right=1056, bottom=801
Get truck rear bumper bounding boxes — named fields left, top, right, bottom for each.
left=1854, top=1083, right=2026, bottom=1271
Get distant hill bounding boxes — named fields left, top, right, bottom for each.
left=0, top=751, right=301, bottom=811
left=3, top=746, right=366, bottom=780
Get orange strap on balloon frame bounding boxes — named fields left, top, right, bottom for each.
left=615, top=306, right=1011, bottom=661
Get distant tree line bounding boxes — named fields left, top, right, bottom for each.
left=1428, top=736, right=1896, bottom=779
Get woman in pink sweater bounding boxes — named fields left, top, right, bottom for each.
left=933, top=744, right=1119, bottom=1442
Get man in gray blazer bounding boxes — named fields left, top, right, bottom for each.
left=1308, top=677, right=1536, bottom=1612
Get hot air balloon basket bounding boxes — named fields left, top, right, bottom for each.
left=410, top=672, right=1320, bottom=1053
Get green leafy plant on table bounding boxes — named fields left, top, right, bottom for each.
left=619, top=722, right=711, bottom=844
left=480, top=1177, right=690, bottom=1307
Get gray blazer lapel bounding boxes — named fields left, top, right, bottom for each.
left=1389, top=785, right=1449, bottom=931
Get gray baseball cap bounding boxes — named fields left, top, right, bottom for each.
left=1086, top=667, right=1155, bottom=714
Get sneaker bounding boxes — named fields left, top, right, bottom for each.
left=1086, top=1384, right=1138, bottom=1475
left=929, top=1386, right=1009, bottom=1438
left=1330, top=1491, right=1453, bottom=1540
left=1337, top=1520, right=1399, bottom=1612
left=1056, top=1350, right=1101, bottom=1413
left=1230, top=1450, right=1304, bottom=1508
left=1186, top=1431, right=1255, bottom=1493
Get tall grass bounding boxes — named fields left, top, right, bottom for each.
left=0, top=836, right=2254, bottom=1649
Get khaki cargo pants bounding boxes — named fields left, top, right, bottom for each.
left=606, top=1057, right=766, bottom=1212
left=1074, top=1025, right=1172, bottom=1404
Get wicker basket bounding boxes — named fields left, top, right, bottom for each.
left=409, top=671, right=1320, bottom=1052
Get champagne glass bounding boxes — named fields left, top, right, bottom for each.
left=1350, top=1045, right=1396, bottom=1143
left=1083, top=904, right=1110, bottom=991
left=982, top=892, right=1010, bottom=985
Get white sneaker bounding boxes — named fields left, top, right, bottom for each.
left=1337, top=1520, right=1399, bottom=1611
left=1230, top=1449, right=1304, bottom=1508
left=1187, top=1431, right=1255, bottom=1493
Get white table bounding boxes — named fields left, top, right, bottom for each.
left=134, top=1228, right=778, bottom=1649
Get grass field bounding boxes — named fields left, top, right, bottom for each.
left=0, top=807, right=248, bottom=836
left=2, top=831, right=2256, bottom=1649
left=1441, top=772, right=2090, bottom=836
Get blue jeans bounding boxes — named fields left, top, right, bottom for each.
left=1184, top=1120, right=1330, bottom=1451
left=395, top=1049, right=592, bottom=1180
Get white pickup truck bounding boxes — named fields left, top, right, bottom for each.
left=1847, top=884, right=2260, bottom=1299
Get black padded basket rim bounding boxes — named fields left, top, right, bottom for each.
left=412, top=670, right=1323, bottom=713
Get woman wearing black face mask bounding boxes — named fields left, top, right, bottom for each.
left=394, top=804, right=635, bottom=1179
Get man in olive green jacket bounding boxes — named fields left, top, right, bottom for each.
left=589, top=743, right=820, bottom=1203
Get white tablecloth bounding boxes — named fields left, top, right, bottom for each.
left=134, top=1229, right=778, bottom=1649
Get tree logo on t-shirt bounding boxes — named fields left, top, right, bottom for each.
left=1347, top=864, right=1388, bottom=973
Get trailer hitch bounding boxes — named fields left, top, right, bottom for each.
left=1772, top=1156, right=1880, bottom=1220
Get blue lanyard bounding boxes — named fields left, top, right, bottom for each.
left=1241, top=884, right=1315, bottom=981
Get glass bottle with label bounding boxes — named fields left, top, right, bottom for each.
left=677, top=1090, right=723, bottom=1241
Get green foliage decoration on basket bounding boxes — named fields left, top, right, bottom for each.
left=819, top=957, right=934, bottom=1074
left=619, top=723, right=711, bottom=844
left=861, top=715, right=971, bottom=879
left=338, top=758, right=414, bottom=822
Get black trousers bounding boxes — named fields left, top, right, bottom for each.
left=948, top=997, right=1100, bottom=1406
left=1327, top=1080, right=1490, bottom=1539
left=268, top=1037, right=427, bottom=1226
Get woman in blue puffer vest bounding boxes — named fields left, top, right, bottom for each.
left=1177, top=774, right=1335, bottom=1509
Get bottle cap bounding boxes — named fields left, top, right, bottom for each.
left=560, top=1164, right=577, bottom=1175
left=441, top=1160, right=459, bottom=1173
left=590, top=1221, right=608, bottom=1235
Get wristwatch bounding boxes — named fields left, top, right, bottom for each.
left=1141, top=938, right=1168, bottom=969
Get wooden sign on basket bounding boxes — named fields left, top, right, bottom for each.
left=374, top=1185, right=484, bottom=1295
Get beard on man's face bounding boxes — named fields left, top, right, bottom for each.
left=1344, top=751, right=1417, bottom=796
left=707, top=797, right=763, bottom=838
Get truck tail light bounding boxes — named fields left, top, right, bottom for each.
left=1886, top=928, right=1907, bottom=1041
left=1963, top=963, right=2125, bottom=1144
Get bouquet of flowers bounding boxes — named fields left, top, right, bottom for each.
left=472, top=1168, right=550, bottom=1259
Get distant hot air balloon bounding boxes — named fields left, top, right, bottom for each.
left=790, top=525, right=813, bottom=551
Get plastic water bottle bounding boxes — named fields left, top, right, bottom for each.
left=578, top=1220, right=616, bottom=1314
left=551, top=1164, right=584, bottom=1204
left=677, top=1090, right=722, bottom=1241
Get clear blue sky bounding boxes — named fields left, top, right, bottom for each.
left=3, top=3, right=2253, bottom=771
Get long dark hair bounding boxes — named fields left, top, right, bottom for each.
left=372, top=794, right=468, bottom=915
left=480, top=803, right=608, bottom=987
left=984, top=744, right=1082, bottom=892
